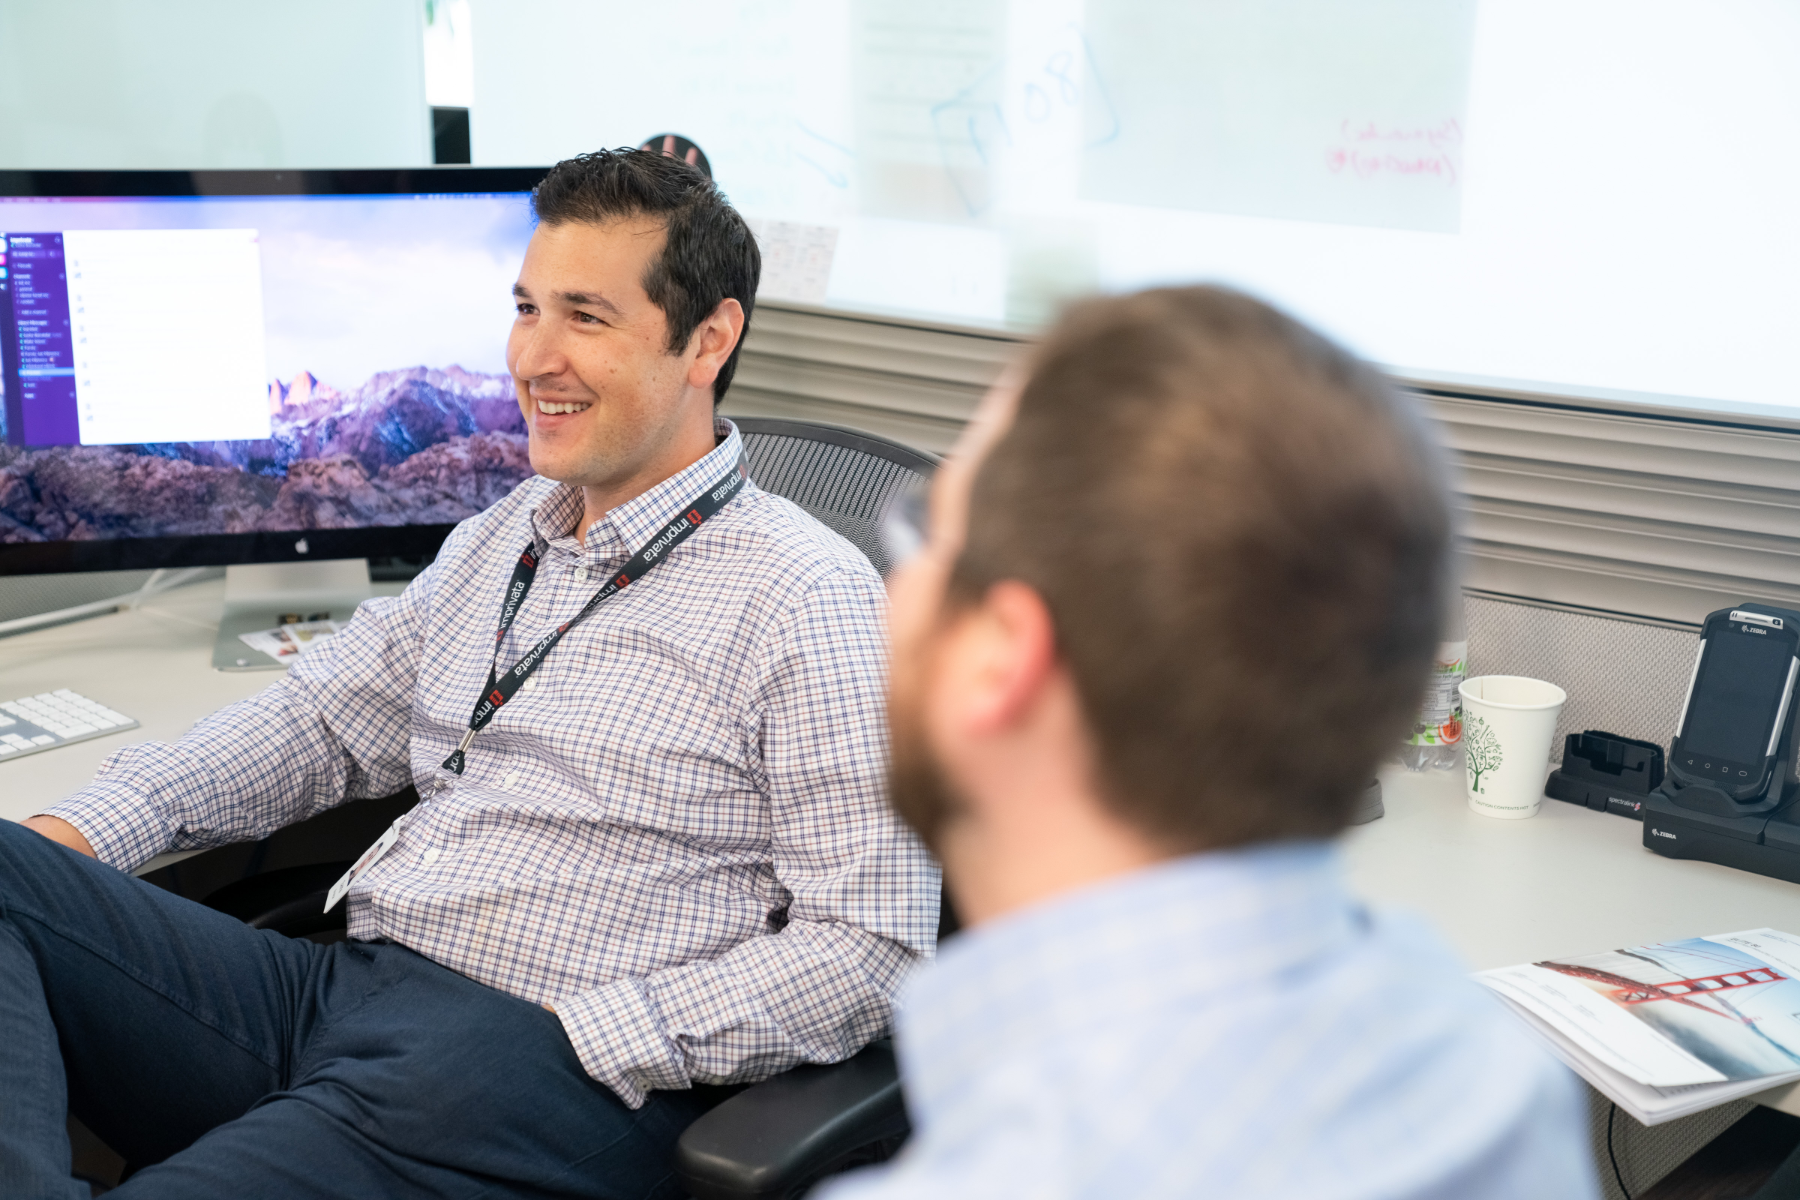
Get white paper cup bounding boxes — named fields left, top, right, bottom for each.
left=1458, top=675, right=1567, bottom=819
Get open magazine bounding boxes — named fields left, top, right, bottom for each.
left=237, top=620, right=345, bottom=665
left=1478, top=929, right=1800, bottom=1125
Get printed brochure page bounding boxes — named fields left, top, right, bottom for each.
left=1478, top=929, right=1800, bottom=1124
left=238, top=620, right=344, bottom=665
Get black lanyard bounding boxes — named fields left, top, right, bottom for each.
left=440, top=455, right=745, bottom=775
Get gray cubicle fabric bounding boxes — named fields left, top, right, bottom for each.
left=725, top=303, right=1014, bottom=456
left=0, top=571, right=155, bottom=625
left=1586, top=1089, right=1752, bottom=1200
left=1465, top=592, right=1701, bottom=756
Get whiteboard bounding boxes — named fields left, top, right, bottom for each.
left=470, top=0, right=1800, bottom=422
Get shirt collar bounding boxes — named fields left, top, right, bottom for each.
left=895, top=841, right=1361, bottom=1119
left=528, top=417, right=745, bottom=561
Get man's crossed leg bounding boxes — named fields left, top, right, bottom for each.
left=0, top=819, right=718, bottom=1200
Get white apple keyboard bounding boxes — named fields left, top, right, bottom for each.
left=0, top=690, right=139, bottom=761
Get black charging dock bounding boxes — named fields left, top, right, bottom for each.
left=1547, top=730, right=1663, bottom=820
left=1643, top=754, right=1800, bottom=884
left=1643, top=604, right=1800, bottom=885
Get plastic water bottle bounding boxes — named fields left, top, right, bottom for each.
left=1397, top=598, right=1468, bottom=771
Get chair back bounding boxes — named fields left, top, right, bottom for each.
left=734, top=416, right=958, bottom=940
left=734, top=417, right=937, bottom=577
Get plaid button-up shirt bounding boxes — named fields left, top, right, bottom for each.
left=46, top=420, right=938, bottom=1107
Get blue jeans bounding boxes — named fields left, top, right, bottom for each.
left=0, top=819, right=725, bottom=1199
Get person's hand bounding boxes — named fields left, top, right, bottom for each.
left=21, top=816, right=96, bottom=858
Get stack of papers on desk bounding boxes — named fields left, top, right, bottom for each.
left=238, top=620, right=343, bottom=665
left=1479, top=929, right=1800, bottom=1125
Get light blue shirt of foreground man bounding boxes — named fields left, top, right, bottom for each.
left=824, top=286, right=1598, bottom=1200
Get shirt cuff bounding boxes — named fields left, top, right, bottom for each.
left=36, top=782, right=174, bottom=872
left=554, top=976, right=687, bottom=1109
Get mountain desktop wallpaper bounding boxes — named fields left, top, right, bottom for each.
left=0, top=366, right=532, bottom=542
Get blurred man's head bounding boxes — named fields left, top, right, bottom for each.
left=508, top=149, right=759, bottom=510
left=887, top=286, right=1452, bottom=925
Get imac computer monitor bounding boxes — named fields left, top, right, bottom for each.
left=0, top=168, right=549, bottom=579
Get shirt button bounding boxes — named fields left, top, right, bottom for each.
left=573, top=566, right=589, bottom=582
left=422, top=847, right=440, bottom=865
left=503, top=771, right=521, bottom=789
left=523, top=678, right=538, bottom=693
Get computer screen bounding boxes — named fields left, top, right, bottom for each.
left=0, top=168, right=545, bottom=573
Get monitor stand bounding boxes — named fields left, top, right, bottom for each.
left=211, top=559, right=372, bottom=672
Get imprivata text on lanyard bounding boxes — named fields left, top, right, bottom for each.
left=440, top=456, right=746, bottom=776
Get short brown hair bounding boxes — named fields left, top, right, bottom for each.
left=951, top=287, right=1452, bottom=849
left=532, top=148, right=760, bottom=405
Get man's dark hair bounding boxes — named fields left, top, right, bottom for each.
left=531, top=148, right=760, bottom=405
left=952, top=286, right=1453, bottom=849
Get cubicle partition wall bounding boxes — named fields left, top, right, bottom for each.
left=1465, top=595, right=1703, bottom=757
left=727, top=300, right=1800, bottom=762
left=1589, top=1094, right=1755, bottom=1200
left=0, top=571, right=162, bottom=628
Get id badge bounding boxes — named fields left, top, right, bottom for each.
left=323, top=822, right=402, bottom=913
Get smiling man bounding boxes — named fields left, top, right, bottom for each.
left=1, top=149, right=936, bottom=1199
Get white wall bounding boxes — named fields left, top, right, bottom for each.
left=0, top=0, right=430, bottom=170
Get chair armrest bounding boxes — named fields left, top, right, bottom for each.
left=201, top=861, right=351, bottom=938
left=674, top=1039, right=909, bottom=1200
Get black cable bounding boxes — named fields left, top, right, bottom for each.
left=1608, top=1102, right=1631, bottom=1200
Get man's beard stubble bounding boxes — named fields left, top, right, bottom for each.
left=886, top=666, right=964, bottom=862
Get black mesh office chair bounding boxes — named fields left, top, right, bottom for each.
left=199, top=416, right=942, bottom=1200
left=733, top=417, right=933, bottom=578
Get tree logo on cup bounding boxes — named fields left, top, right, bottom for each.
left=1466, top=714, right=1503, bottom=794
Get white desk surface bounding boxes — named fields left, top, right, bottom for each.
left=9, top=577, right=1800, bottom=952
left=1347, top=767, right=1800, bottom=971
left=8, top=577, right=1800, bottom=1110
left=1352, top=763, right=1800, bottom=1114
left=0, top=576, right=403, bottom=826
